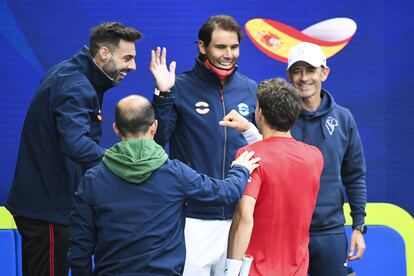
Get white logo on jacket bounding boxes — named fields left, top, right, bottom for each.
left=325, top=116, right=338, bottom=135
left=195, top=101, right=210, bottom=114
left=238, top=103, right=249, bottom=116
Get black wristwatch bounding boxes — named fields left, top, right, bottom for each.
left=352, top=224, right=368, bottom=234
left=154, top=88, right=171, bottom=97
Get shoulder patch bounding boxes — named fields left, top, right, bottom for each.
left=238, top=103, right=250, bottom=116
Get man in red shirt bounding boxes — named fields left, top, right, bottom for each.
left=225, top=78, right=324, bottom=276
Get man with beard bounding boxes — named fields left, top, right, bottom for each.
left=220, top=42, right=367, bottom=276
left=150, top=15, right=257, bottom=276
left=6, top=22, right=142, bottom=276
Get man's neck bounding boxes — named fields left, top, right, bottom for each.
left=301, top=92, right=322, bottom=112
left=121, top=133, right=153, bottom=141
left=92, top=55, right=104, bottom=69
left=261, top=128, right=292, bottom=140
left=92, top=56, right=116, bottom=81
left=203, top=58, right=234, bottom=86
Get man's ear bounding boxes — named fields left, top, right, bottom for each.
left=97, top=46, right=112, bottom=63
left=257, top=108, right=263, bottom=121
left=321, top=66, right=330, bottom=82
left=113, top=122, right=122, bottom=137
left=150, top=119, right=158, bottom=136
left=198, top=40, right=206, bottom=55
left=286, top=69, right=292, bottom=82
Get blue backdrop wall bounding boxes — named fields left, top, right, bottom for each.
left=1, top=0, right=413, bottom=217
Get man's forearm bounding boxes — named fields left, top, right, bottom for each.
left=152, top=94, right=176, bottom=147
left=227, top=212, right=254, bottom=260
left=242, top=123, right=262, bottom=144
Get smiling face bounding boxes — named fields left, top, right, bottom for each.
left=287, top=61, right=330, bottom=100
left=198, top=28, right=240, bottom=70
left=102, top=39, right=136, bottom=82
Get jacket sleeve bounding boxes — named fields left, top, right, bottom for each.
left=179, top=161, right=250, bottom=205
left=53, top=83, right=104, bottom=169
left=152, top=88, right=178, bottom=147
left=68, top=173, right=95, bottom=276
left=342, top=113, right=367, bottom=226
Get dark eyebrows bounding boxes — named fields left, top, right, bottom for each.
left=123, top=54, right=135, bottom=60
left=290, top=65, right=318, bottom=72
left=214, top=43, right=239, bottom=48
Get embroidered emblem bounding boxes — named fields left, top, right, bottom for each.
left=238, top=103, right=249, bottom=116
left=195, top=101, right=210, bottom=115
left=325, top=116, right=338, bottom=135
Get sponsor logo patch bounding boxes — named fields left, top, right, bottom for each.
left=195, top=101, right=210, bottom=115
left=238, top=103, right=249, bottom=116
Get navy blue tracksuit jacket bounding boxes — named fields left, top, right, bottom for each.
left=7, top=47, right=116, bottom=225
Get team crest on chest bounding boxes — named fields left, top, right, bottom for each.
left=238, top=103, right=249, bottom=116
left=195, top=101, right=210, bottom=115
left=325, top=116, right=338, bottom=135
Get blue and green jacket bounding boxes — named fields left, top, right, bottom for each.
left=68, top=139, right=250, bottom=275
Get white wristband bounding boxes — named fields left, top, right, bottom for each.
left=240, top=255, right=254, bottom=276
left=242, top=123, right=262, bottom=144
left=224, top=258, right=242, bottom=276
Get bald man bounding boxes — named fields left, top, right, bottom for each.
left=68, top=95, right=260, bottom=275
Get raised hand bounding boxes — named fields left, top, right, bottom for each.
left=232, top=151, right=261, bottom=174
left=149, top=47, right=176, bottom=92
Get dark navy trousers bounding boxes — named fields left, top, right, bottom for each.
left=308, top=232, right=348, bottom=276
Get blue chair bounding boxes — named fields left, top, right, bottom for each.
left=0, top=207, right=20, bottom=276
left=0, top=230, right=17, bottom=275
left=344, top=203, right=414, bottom=276
left=0, top=207, right=18, bottom=275
left=345, top=225, right=406, bottom=275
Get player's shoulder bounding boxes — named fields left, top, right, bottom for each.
left=295, top=140, right=322, bottom=156
left=234, top=70, right=257, bottom=84
left=237, top=140, right=266, bottom=155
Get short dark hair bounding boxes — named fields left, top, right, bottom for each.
left=198, top=15, right=244, bottom=47
left=257, top=78, right=302, bottom=132
left=115, top=95, right=154, bottom=137
left=89, top=22, right=142, bottom=57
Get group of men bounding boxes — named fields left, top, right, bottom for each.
left=6, top=14, right=367, bottom=276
